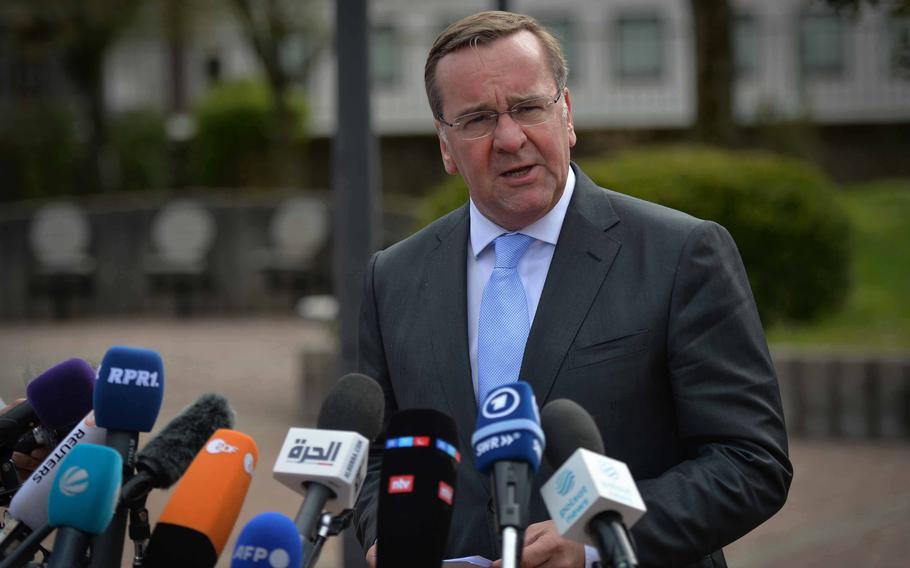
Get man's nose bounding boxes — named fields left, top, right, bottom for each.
left=491, top=112, right=527, bottom=152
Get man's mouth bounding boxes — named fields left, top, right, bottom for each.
left=502, top=165, right=534, bottom=178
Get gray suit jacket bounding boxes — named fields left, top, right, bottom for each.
left=355, top=164, right=792, bottom=567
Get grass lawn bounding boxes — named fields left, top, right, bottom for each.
left=767, top=179, right=910, bottom=351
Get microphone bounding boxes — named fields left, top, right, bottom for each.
left=120, top=393, right=235, bottom=504
left=471, top=381, right=545, bottom=568
left=272, top=372, right=384, bottom=556
left=45, top=443, right=123, bottom=568
left=230, top=512, right=302, bottom=568
left=89, top=346, right=165, bottom=568
left=6, top=416, right=107, bottom=530
left=539, top=399, right=646, bottom=568
left=0, top=416, right=106, bottom=565
left=143, top=429, right=258, bottom=567
left=376, top=408, right=460, bottom=568
left=0, top=358, right=95, bottom=449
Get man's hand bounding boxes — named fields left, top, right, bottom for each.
left=491, top=520, right=585, bottom=568
left=365, top=541, right=377, bottom=568
left=1, top=399, right=51, bottom=483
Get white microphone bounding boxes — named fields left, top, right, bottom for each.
left=272, top=373, right=383, bottom=567
left=539, top=400, right=645, bottom=568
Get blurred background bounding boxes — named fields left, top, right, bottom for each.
left=1, top=0, right=909, bottom=566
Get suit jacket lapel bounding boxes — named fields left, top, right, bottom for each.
left=425, top=205, right=478, bottom=455
left=521, top=165, right=622, bottom=405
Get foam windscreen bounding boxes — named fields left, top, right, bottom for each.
left=377, top=408, right=460, bottom=568
left=230, top=512, right=302, bottom=568
left=540, top=399, right=604, bottom=468
left=93, top=346, right=164, bottom=432
left=26, top=358, right=95, bottom=428
left=316, top=373, right=385, bottom=440
left=47, top=443, right=122, bottom=534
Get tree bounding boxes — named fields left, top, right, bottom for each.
left=4, top=0, right=145, bottom=194
left=229, top=0, right=330, bottom=186
left=689, top=0, right=736, bottom=146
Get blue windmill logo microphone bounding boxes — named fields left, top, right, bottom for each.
left=555, top=469, right=576, bottom=496
left=59, top=466, right=90, bottom=497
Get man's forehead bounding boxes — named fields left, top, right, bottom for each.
left=435, top=31, right=550, bottom=113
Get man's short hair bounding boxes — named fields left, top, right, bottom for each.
left=425, top=11, right=568, bottom=122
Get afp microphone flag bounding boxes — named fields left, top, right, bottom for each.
left=231, top=512, right=302, bottom=568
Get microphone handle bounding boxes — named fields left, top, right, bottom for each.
left=589, top=511, right=638, bottom=568
left=0, top=522, right=32, bottom=560
left=0, top=524, right=53, bottom=568
left=294, top=483, right=334, bottom=544
left=0, top=404, right=37, bottom=449
left=89, top=430, right=138, bottom=568
left=491, top=460, right=532, bottom=567
left=47, top=528, right=91, bottom=568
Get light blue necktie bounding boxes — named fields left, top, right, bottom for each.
left=477, top=233, right=535, bottom=406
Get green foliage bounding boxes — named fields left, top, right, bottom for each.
left=189, top=79, right=308, bottom=187
left=111, top=109, right=168, bottom=191
left=769, top=179, right=910, bottom=348
left=417, top=174, right=469, bottom=228
left=579, top=146, right=851, bottom=324
left=0, top=100, right=78, bottom=203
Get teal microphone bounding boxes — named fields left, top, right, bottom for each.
left=47, top=444, right=122, bottom=568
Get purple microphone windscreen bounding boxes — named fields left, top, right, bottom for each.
left=540, top=399, right=605, bottom=468
left=26, top=358, right=95, bottom=428
left=316, top=373, right=384, bottom=439
left=93, top=346, right=164, bottom=432
left=377, top=408, right=460, bottom=568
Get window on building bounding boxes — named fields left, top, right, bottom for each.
left=536, top=17, right=579, bottom=85
left=734, top=14, right=759, bottom=77
left=371, top=24, right=402, bottom=88
left=799, top=13, right=847, bottom=78
left=889, top=16, right=910, bottom=79
left=613, top=14, right=664, bottom=81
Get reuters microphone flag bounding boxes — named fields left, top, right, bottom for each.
left=145, top=429, right=258, bottom=565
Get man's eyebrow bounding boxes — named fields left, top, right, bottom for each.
left=451, top=93, right=546, bottom=118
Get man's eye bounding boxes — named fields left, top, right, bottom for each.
left=514, top=104, right=545, bottom=114
left=462, top=114, right=493, bottom=126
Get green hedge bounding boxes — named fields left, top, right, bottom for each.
left=0, top=101, right=78, bottom=202
left=190, top=80, right=308, bottom=188
left=111, top=109, right=168, bottom=192
left=419, top=146, right=851, bottom=324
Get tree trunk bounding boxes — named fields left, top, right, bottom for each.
left=690, top=0, right=736, bottom=146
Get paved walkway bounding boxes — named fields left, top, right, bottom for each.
left=2, top=317, right=909, bottom=567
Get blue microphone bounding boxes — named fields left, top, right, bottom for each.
left=471, top=381, right=545, bottom=568
left=90, top=346, right=165, bottom=568
left=46, top=444, right=122, bottom=568
left=231, top=512, right=302, bottom=568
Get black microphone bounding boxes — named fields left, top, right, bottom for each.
left=120, top=393, right=235, bottom=505
left=273, top=373, right=384, bottom=566
left=376, top=408, right=460, bottom=568
left=540, top=399, right=645, bottom=568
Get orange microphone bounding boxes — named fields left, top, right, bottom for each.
left=143, top=429, right=258, bottom=567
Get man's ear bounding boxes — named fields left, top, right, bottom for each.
left=563, top=88, right=577, bottom=149
left=437, top=124, right=458, bottom=175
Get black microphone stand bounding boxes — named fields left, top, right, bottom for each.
left=492, top=462, right=532, bottom=568
left=302, top=510, right=352, bottom=568
left=589, top=511, right=638, bottom=568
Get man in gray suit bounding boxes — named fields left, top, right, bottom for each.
left=354, top=11, right=791, bottom=568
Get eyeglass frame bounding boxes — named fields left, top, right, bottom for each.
left=435, top=89, right=565, bottom=141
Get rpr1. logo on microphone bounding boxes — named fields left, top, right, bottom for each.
left=482, top=386, right=521, bottom=419
left=104, top=367, right=161, bottom=387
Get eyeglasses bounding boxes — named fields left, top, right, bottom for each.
left=437, top=90, right=563, bottom=141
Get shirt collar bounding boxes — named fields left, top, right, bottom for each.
left=470, top=166, right=576, bottom=258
